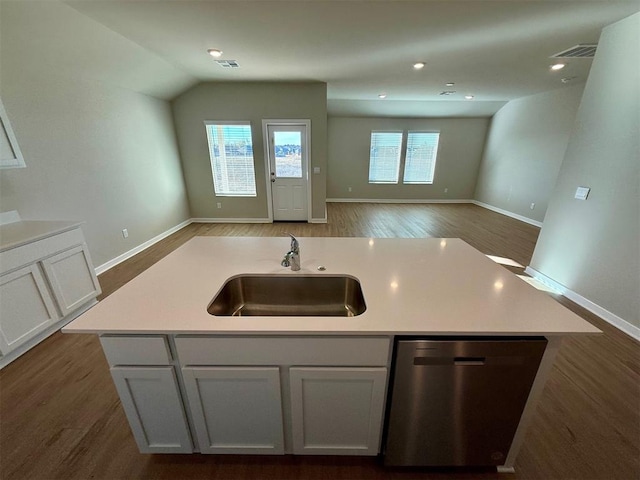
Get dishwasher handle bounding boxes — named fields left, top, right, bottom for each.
left=413, top=356, right=486, bottom=366
left=454, top=357, right=486, bottom=366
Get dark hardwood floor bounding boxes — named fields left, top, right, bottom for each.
left=1, top=203, right=638, bottom=480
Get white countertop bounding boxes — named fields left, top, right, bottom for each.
left=63, top=237, right=600, bottom=336
left=0, top=221, right=83, bottom=252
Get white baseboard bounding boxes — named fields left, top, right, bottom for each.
left=327, top=198, right=473, bottom=204
left=95, top=219, right=192, bottom=274
left=472, top=201, right=543, bottom=228
left=191, top=217, right=271, bottom=224
left=309, top=218, right=327, bottom=224
left=525, top=266, right=640, bottom=341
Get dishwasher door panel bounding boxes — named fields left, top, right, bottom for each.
left=384, top=338, right=547, bottom=467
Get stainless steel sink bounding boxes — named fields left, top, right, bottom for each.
left=208, top=274, right=366, bottom=317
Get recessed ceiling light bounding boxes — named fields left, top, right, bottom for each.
left=445, top=82, right=455, bottom=87
left=439, top=91, right=456, bottom=96
left=550, top=63, right=566, bottom=71
left=464, top=95, right=475, bottom=100
left=378, top=93, right=387, bottom=99
left=207, top=49, right=223, bottom=58
left=413, top=62, right=426, bottom=70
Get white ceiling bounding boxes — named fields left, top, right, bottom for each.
left=6, top=0, right=640, bottom=117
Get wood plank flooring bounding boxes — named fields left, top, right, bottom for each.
left=1, top=203, right=638, bottom=480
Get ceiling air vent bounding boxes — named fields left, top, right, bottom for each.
left=551, top=44, right=597, bottom=58
left=215, top=60, right=240, bottom=68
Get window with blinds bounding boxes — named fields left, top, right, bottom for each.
left=403, top=132, right=440, bottom=184
left=205, top=122, right=257, bottom=196
left=368, top=132, right=403, bottom=184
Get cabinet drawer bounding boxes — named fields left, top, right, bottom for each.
left=100, top=335, right=172, bottom=366
left=0, top=228, right=85, bottom=275
left=175, top=336, right=391, bottom=366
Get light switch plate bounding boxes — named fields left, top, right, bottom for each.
left=313, top=167, right=320, bottom=174
left=575, top=186, right=590, bottom=200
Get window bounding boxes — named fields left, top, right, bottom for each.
left=205, top=122, right=257, bottom=196
left=368, top=130, right=440, bottom=185
left=368, top=131, right=403, bottom=184
left=403, top=132, right=439, bottom=184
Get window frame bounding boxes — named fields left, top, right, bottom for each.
left=368, top=130, right=404, bottom=184
left=402, top=131, right=440, bottom=185
left=204, top=121, right=257, bottom=197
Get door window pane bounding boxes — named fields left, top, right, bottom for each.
left=274, top=131, right=302, bottom=178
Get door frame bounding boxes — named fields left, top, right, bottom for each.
left=262, top=119, right=312, bottom=222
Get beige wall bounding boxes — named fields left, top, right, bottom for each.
left=172, top=82, right=328, bottom=220
left=0, top=2, right=190, bottom=268
left=327, top=117, right=489, bottom=200
left=530, top=13, right=639, bottom=327
left=474, top=85, right=585, bottom=222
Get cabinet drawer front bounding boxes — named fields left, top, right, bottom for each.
left=100, top=335, right=172, bottom=366
left=175, top=336, right=391, bottom=366
left=0, top=228, right=85, bottom=274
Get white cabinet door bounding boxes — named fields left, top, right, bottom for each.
left=289, top=367, right=387, bottom=455
left=41, top=245, right=101, bottom=316
left=110, top=366, right=193, bottom=454
left=182, top=367, right=285, bottom=454
left=0, top=264, right=60, bottom=354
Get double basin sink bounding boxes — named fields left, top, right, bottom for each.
left=208, top=274, right=366, bottom=317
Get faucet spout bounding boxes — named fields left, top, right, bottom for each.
left=282, top=234, right=301, bottom=271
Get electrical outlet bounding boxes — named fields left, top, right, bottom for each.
left=122, top=228, right=128, bottom=238
left=444, top=188, right=448, bottom=193
left=348, top=186, right=352, bottom=192
left=530, top=203, right=535, bottom=210
left=217, top=202, right=222, bottom=209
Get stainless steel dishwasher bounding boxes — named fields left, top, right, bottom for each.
left=384, top=337, right=547, bottom=467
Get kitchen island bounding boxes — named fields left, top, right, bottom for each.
left=63, top=237, right=599, bottom=471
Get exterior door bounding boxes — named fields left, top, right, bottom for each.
left=267, top=124, right=309, bottom=221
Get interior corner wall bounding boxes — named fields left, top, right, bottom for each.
left=327, top=116, right=489, bottom=200
left=530, top=12, right=640, bottom=327
left=473, top=85, right=585, bottom=222
left=171, top=82, right=328, bottom=220
left=0, top=74, right=191, bottom=268
left=0, top=2, right=190, bottom=268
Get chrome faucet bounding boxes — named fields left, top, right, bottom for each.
left=281, top=234, right=300, bottom=271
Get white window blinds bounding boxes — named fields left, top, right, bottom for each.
left=205, top=122, right=257, bottom=196
left=403, top=132, right=440, bottom=184
left=368, top=132, right=403, bottom=184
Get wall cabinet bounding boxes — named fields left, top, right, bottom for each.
left=0, top=222, right=101, bottom=367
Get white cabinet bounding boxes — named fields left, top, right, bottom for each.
left=174, top=336, right=391, bottom=456
left=182, top=367, right=284, bottom=454
left=0, top=264, right=60, bottom=353
left=41, top=245, right=100, bottom=316
left=289, top=367, right=387, bottom=455
left=101, top=335, right=193, bottom=454
left=0, top=222, right=100, bottom=367
left=110, top=366, right=193, bottom=454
